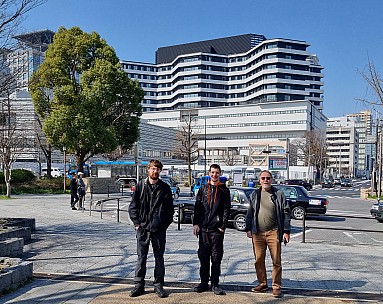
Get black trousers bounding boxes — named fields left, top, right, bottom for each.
left=198, top=230, right=224, bottom=286
left=134, top=227, right=167, bottom=287
left=70, top=193, right=78, bottom=208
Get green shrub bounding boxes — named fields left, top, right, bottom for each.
left=11, top=169, right=36, bottom=183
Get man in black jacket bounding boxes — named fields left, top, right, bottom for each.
left=245, top=170, right=291, bottom=298
left=128, top=159, right=174, bottom=298
left=192, top=164, right=231, bottom=295
left=69, top=173, right=78, bottom=210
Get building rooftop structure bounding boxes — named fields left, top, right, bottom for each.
left=156, top=33, right=266, bottom=64
left=14, top=29, right=55, bottom=51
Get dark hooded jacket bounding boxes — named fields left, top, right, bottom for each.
left=128, top=178, right=174, bottom=232
left=192, top=182, right=231, bottom=231
left=245, top=186, right=291, bottom=242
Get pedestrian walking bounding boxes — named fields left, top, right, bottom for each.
left=128, top=159, right=174, bottom=298
left=192, top=164, right=231, bottom=295
left=245, top=170, right=291, bottom=298
left=77, top=172, right=86, bottom=210
left=69, top=173, right=78, bottom=210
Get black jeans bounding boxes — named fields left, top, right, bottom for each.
left=198, top=230, right=224, bottom=286
left=70, top=193, right=78, bottom=208
left=134, top=227, right=167, bottom=287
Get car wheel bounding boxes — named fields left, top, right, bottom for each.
left=233, top=214, right=247, bottom=231
left=291, top=206, right=306, bottom=220
left=173, top=208, right=183, bottom=223
left=173, top=192, right=179, bottom=199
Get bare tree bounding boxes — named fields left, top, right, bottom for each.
left=173, top=110, right=199, bottom=186
left=219, top=147, right=241, bottom=166
left=0, top=93, right=29, bottom=197
left=292, top=130, right=327, bottom=182
left=356, top=58, right=383, bottom=107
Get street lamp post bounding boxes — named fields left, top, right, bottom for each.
left=204, top=116, right=207, bottom=175
left=63, top=146, right=66, bottom=192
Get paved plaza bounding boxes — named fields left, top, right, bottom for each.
left=0, top=192, right=382, bottom=303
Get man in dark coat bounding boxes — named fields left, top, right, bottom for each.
left=128, top=159, right=174, bottom=298
left=69, top=173, right=78, bottom=210
left=192, top=164, right=231, bottom=295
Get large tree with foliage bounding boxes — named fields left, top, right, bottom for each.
left=29, top=27, right=143, bottom=173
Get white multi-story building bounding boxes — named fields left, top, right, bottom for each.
left=326, top=117, right=359, bottom=178
left=347, top=110, right=373, bottom=177
left=122, top=33, right=324, bottom=112
left=121, top=34, right=326, bottom=166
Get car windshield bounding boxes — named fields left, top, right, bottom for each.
left=243, top=188, right=256, bottom=200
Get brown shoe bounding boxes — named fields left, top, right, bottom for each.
left=251, top=284, right=268, bottom=292
left=272, top=289, right=282, bottom=298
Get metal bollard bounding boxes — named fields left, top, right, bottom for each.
left=302, top=213, right=306, bottom=243
left=100, top=201, right=103, bottom=219
left=117, top=198, right=120, bottom=223
left=177, top=204, right=181, bottom=231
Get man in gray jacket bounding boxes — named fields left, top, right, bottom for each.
left=245, top=170, right=291, bottom=298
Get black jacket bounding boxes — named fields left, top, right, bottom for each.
left=128, top=178, right=174, bottom=232
left=70, top=178, right=77, bottom=194
left=245, top=186, right=291, bottom=242
left=193, top=182, right=231, bottom=231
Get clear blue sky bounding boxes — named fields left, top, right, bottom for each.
left=20, top=0, right=383, bottom=118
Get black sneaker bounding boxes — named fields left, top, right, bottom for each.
left=130, top=285, right=145, bottom=297
left=71, top=207, right=77, bottom=210
left=154, top=285, right=168, bottom=298
left=212, top=285, right=226, bottom=295
left=193, top=283, right=210, bottom=293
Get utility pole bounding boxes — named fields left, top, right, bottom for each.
left=372, top=118, right=379, bottom=196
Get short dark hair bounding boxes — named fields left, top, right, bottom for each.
left=209, top=163, right=221, bottom=173
left=147, top=159, right=163, bottom=170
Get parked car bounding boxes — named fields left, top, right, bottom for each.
left=340, top=178, right=353, bottom=187
left=273, top=184, right=328, bottom=220
left=333, top=178, right=341, bottom=186
left=283, top=179, right=313, bottom=191
left=370, top=200, right=383, bottom=223
left=41, top=167, right=63, bottom=178
left=163, top=179, right=180, bottom=199
left=321, top=178, right=334, bottom=188
left=116, top=177, right=137, bottom=188
left=173, top=186, right=254, bottom=231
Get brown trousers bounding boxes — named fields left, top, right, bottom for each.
left=251, top=228, right=282, bottom=290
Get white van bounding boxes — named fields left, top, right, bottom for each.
left=41, top=167, right=62, bottom=178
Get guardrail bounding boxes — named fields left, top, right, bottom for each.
left=87, top=197, right=131, bottom=223
left=301, top=213, right=383, bottom=243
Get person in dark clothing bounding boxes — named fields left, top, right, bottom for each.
left=192, top=164, right=231, bottom=296
left=245, top=170, right=291, bottom=298
left=128, top=159, right=174, bottom=298
left=69, top=173, right=78, bottom=210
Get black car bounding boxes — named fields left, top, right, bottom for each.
left=273, top=184, right=328, bottom=220
left=340, top=178, right=353, bottom=187
left=321, top=178, right=334, bottom=188
left=283, top=179, right=313, bottom=191
left=173, top=186, right=255, bottom=231
left=370, top=200, right=383, bottom=223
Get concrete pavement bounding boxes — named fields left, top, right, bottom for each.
left=0, top=192, right=382, bottom=303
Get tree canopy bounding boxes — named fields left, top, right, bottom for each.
left=29, top=26, right=143, bottom=172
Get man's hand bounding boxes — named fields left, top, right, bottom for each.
left=193, top=225, right=200, bottom=237
left=218, top=228, right=225, bottom=233
left=283, top=233, right=290, bottom=245
left=135, top=225, right=140, bottom=231
left=246, top=231, right=252, bottom=238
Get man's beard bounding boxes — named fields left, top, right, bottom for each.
left=150, top=173, right=159, bottom=180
